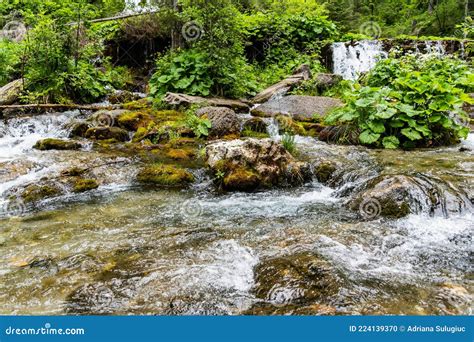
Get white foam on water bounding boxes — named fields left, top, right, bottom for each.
left=0, top=113, right=74, bottom=162
left=315, top=213, right=473, bottom=283
left=166, top=240, right=258, bottom=293
left=196, top=184, right=337, bottom=219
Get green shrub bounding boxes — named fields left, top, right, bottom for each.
left=326, top=55, right=473, bottom=149
left=20, top=17, right=131, bottom=104
left=150, top=49, right=214, bottom=97
left=0, top=39, right=21, bottom=86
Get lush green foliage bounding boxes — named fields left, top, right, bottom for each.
left=326, top=55, right=473, bottom=148
left=149, top=0, right=335, bottom=98
left=322, top=0, right=469, bottom=37
left=0, top=39, right=21, bottom=85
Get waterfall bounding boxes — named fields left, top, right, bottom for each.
left=425, top=40, right=445, bottom=55
left=331, top=40, right=387, bottom=81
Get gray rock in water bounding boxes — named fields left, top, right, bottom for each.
left=251, top=95, right=343, bottom=121
left=205, top=138, right=311, bottom=191
left=349, top=174, right=472, bottom=219
left=196, top=106, right=241, bottom=138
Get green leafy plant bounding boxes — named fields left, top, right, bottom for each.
left=326, top=55, right=473, bottom=149
left=150, top=49, right=214, bottom=98
left=185, top=107, right=212, bottom=138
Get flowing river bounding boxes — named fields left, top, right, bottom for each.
left=0, top=111, right=472, bottom=315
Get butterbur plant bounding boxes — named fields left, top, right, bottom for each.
left=326, top=55, right=473, bottom=149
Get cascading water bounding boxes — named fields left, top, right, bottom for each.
left=0, top=109, right=472, bottom=315
left=331, top=40, right=388, bottom=80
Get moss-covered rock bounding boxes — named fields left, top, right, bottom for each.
left=276, top=115, right=306, bottom=135
left=85, top=127, right=129, bottom=142
left=118, top=111, right=154, bottom=131
left=20, top=184, right=62, bottom=203
left=223, top=167, right=261, bottom=191
left=33, top=138, right=82, bottom=151
left=122, top=98, right=153, bottom=110
left=252, top=252, right=341, bottom=305
left=166, top=148, right=195, bottom=161
left=313, top=161, right=337, bottom=184
left=73, top=179, right=99, bottom=193
left=69, top=122, right=90, bottom=138
left=348, top=174, right=468, bottom=219
left=206, top=138, right=311, bottom=192
left=137, top=164, right=194, bottom=187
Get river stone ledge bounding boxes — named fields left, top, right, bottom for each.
left=251, top=95, right=343, bottom=121
left=205, top=138, right=312, bottom=191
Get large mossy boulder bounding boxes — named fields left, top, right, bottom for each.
left=137, top=164, right=194, bottom=187
left=196, top=106, right=241, bottom=138
left=85, top=127, right=129, bottom=142
left=117, top=111, right=154, bottom=131
left=349, top=174, right=470, bottom=219
left=33, top=138, right=82, bottom=151
left=251, top=95, right=343, bottom=122
left=251, top=252, right=341, bottom=308
left=205, top=138, right=311, bottom=191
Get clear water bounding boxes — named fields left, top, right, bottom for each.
left=0, top=113, right=472, bottom=315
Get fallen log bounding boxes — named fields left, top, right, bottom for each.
left=251, top=64, right=312, bottom=104
left=0, top=104, right=123, bottom=118
left=163, top=92, right=250, bottom=112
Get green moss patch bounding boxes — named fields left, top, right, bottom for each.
left=137, top=164, right=194, bottom=187
left=73, top=179, right=99, bottom=193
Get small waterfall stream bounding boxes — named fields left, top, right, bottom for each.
left=332, top=40, right=388, bottom=80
